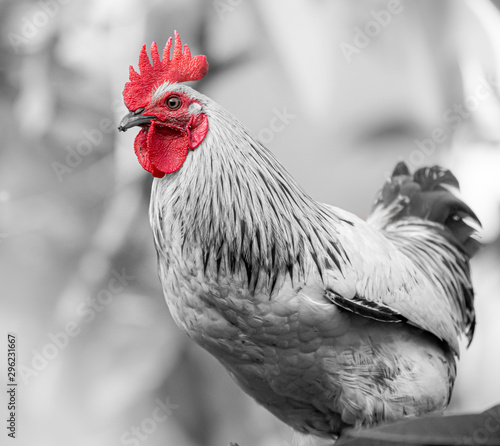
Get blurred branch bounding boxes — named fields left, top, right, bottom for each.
left=53, top=175, right=145, bottom=325
left=338, top=404, right=500, bottom=445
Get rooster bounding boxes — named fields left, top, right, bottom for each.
left=118, top=33, right=480, bottom=440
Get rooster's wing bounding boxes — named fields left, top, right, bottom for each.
left=319, top=163, right=479, bottom=354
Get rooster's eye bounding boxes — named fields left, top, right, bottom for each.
left=166, top=95, right=181, bottom=110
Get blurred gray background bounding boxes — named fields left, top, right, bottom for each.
left=1, top=0, right=500, bottom=445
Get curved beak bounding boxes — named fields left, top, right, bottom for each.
left=118, top=108, right=155, bottom=132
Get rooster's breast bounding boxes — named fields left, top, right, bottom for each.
left=155, top=238, right=454, bottom=437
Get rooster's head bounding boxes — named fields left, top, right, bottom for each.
left=118, top=32, right=209, bottom=177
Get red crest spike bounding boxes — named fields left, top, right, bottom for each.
left=123, top=31, right=208, bottom=110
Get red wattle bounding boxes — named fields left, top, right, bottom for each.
left=147, top=121, right=190, bottom=175
left=134, top=129, right=165, bottom=178
left=133, top=115, right=208, bottom=177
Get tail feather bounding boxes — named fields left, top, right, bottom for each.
left=370, top=162, right=481, bottom=257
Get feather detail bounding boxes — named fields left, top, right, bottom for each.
left=325, top=290, right=407, bottom=323
left=370, top=162, right=481, bottom=257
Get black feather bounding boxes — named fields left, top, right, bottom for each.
left=372, top=162, right=481, bottom=258
left=326, top=290, right=406, bottom=323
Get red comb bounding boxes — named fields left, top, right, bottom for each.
left=123, top=31, right=208, bottom=110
